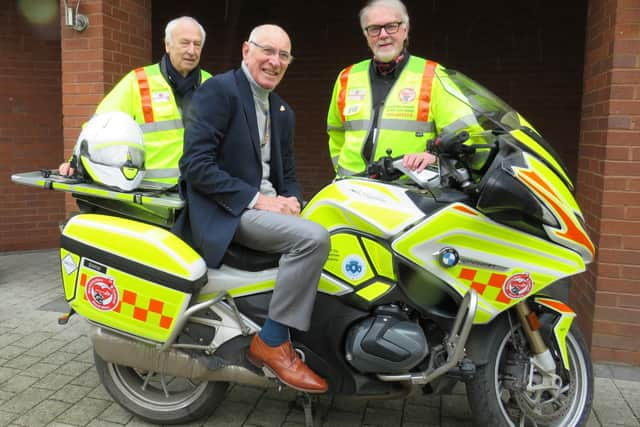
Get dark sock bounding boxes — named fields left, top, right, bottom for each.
left=259, top=318, right=289, bottom=346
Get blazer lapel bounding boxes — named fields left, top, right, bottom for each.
left=235, top=69, right=261, bottom=159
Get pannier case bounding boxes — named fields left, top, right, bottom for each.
left=60, top=214, right=207, bottom=342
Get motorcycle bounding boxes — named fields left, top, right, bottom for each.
left=12, top=67, right=595, bottom=427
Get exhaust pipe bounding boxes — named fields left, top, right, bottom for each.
left=90, top=325, right=275, bottom=388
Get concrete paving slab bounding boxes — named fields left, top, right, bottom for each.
left=1, top=249, right=639, bottom=427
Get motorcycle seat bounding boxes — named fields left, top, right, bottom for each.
left=222, top=243, right=281, bottom=272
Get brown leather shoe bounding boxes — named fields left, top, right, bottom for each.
left=247, top=334, right=328, bottom=393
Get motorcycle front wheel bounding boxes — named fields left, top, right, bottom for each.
left=94, top=352, right=229, bottom=424
left=466, top=319, right=593, bottom=427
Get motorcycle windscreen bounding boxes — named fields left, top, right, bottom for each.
left=433, top=68, right=573, bottom=186
left=477, top=150, right=594, bottom=263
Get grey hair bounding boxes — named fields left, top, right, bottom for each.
left=165, top=16, right=206, bottom=46
left=359, top=0, right=410, bottom=31
left=248, top=25, right=264, bottom=42
left=247, top=24, right=288, bottom=44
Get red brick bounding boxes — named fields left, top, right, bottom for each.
left=598, top=247, right=640, bottom=264
left=592, top=334, right=640, bottom=352
left=593, top=320, right=640, bottom=337
left=597, top=277, right=640, bottom=294
left=621, top=265, right=640, bottom=278
left=600, top=206, right=626, bottom=219
left=594, top=306, right=640, bottom=324
left=613, top=40, right=640, bottom=56
left=609, top=101, right=640, bottom=116
left=601, top=191, right=640, bottom=204
left=595, top=263, right=621, bottom=278
left=595, top=292, right=619, bottom=307
left=591, top=346, right=640, bottom=365
left=623, top=236, right=640, bottom=250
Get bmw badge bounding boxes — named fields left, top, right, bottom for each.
left=437, top=248, right=459, bottom=268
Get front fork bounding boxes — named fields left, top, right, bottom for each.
left=515, top=297, right=576, bottom=372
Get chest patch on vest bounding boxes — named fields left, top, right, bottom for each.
left=152, top=91, right=171, bottom=103
left=399, top=88, right=417, bottom=103
left=344, top=104, right=362, bottom=116
left=348, top=88, right=366, bottom=101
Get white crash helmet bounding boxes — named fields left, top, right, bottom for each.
left=75, top=112, right=145, bottom=191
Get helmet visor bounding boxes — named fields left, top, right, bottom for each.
left=85, top=142, right=145, bottom=169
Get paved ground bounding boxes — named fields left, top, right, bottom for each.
left=0, top=249, right=638, bottom=427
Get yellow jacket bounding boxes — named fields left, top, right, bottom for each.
left=95, top=63, right=212, bottom=184
left=327, top=56, right=477, bottom=176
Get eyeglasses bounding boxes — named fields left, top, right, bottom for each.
left=364, top=21, right=404, bottom=37
left=249, top=40, right=294, bottom=64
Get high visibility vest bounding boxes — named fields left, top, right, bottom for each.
left=327, top=56, right=476, bottom=176
left=95, top=63, right=212, bottom=185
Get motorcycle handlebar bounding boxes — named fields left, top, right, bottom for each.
left=428, top=131, right=471, bottom=156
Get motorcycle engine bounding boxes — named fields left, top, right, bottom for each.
left=345, top=305, right=429, bottom=374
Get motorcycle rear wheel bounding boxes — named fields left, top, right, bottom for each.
left=94, top=351, right=229, bottom=424
left=466, top=321, right=593, bottom=427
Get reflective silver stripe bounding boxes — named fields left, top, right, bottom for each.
left=440, top=114, right=477, bottom=134
left=343, top=120, right=370, bottom=131
left=145, top=168, right=180, bottom=179
left=327, top=124, right=344, bottom=132
left=343, top=119, right=435, bottom=133
left=139, top=119, right=183, bottom=133
left=331, top=155, right=340, bottom=168
left=337, top=165, right=360, bottom=176
left=378, top=119, right=435, bottom=133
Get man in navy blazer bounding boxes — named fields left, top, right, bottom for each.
left=173, top=24, right=329, bottom=393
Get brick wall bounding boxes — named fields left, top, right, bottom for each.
left=61, top=0, right=152, bottom=214
left=0, top=1, right=64, bottom=251
left=572, top=0, right=640, bottom=365
left=4, top=0, right=640, bottom=365
left=152, top=0, right=586, bottom=199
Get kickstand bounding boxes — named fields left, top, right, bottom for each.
left=298, top=392, right=314, bottom=427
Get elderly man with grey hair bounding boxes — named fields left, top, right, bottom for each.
left=59, top=16, right=212, bottom=186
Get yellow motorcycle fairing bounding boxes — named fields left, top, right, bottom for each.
left=391, top=202, right=586, bottom=324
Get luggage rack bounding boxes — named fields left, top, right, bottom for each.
left=11, top=170, right=185, bottom=228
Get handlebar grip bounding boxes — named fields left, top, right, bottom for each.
left=428, top=131, right=470, bottom=155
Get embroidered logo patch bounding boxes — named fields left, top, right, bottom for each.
left=152, top=91, right=171, bottom=103
left=344, top=104, right=362, bottom=116
left=85, top=276, right=119, bottom=311
left=503, top=273, right=533, bottom=299
left=348, top=88, right=366, bottom=101
left=399, top=88, right=416, bottom=103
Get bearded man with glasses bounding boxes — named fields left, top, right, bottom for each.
left=327, top=0, right=477, bottom=177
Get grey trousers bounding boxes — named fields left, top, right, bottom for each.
left=233, top=209, right=331, bottom=331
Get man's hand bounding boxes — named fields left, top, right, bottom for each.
left=254, top=194, right=300, bottom=216
left=277, top=195, right=301, bottom=215
left=59, top=162, right=75, bottom=176
left=402, top=152, right=437, bottom=172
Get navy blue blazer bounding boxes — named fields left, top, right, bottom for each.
left=172, top=68, right=302, bottom=267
